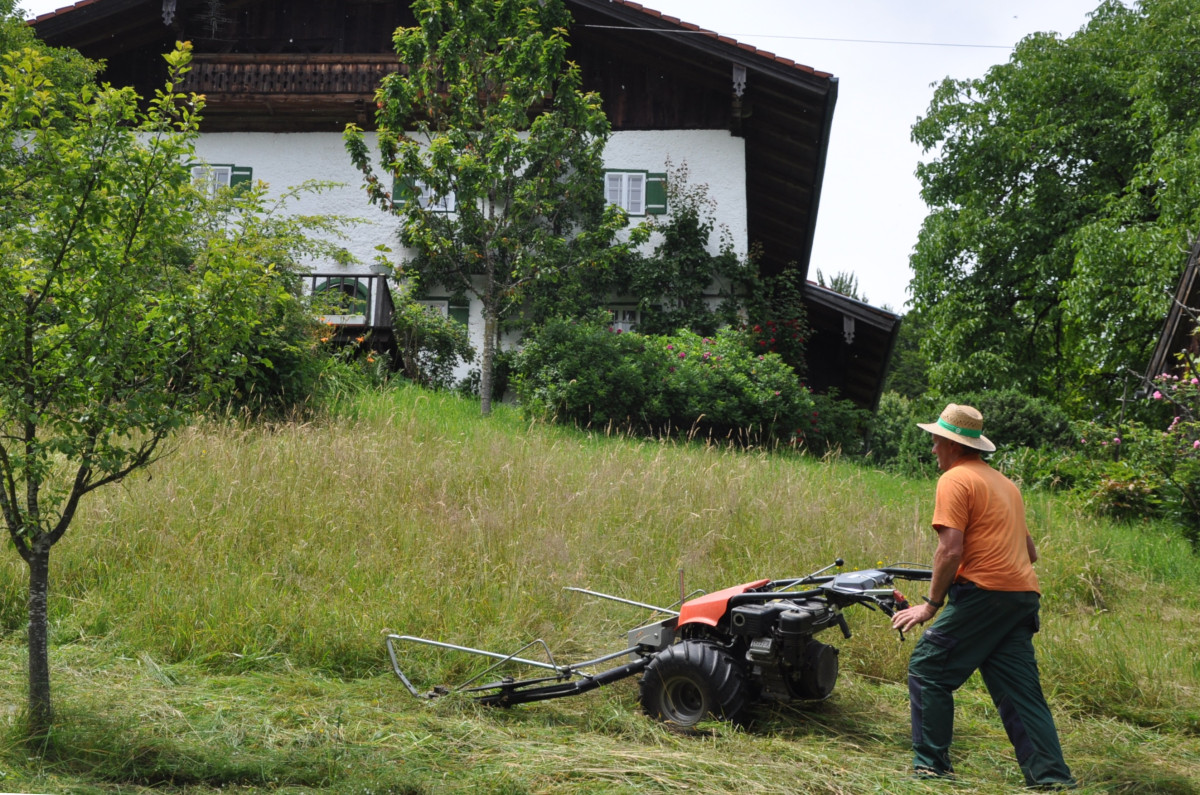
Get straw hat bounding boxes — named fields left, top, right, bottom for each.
left=917, top=403, right=996, bottom=453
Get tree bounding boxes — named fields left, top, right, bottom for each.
left=0, top=42, right=296, bottom=736
left=815, top=268, right=867, bottom=304
left=345, top=0, right=637, bottom=415
left=909, top=0, right=1200, bottom=414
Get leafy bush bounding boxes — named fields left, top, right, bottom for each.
left=955, top=389, right=1076, bottom=451
left=866, top=391, right=939, bottom=477
left=866, top=389, right=1075, bottom=478
left=1072, top=370, right=1200, bottom=543
left=803, top=389, right=872, bottom=457
left=392, top=293, right=475, bottom=390
left=513, top=318, right=812, bottom=443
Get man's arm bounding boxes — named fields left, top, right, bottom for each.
left=1026, top=534, right=1038, bottom=564
left=892, top=525, right=963, bottom=632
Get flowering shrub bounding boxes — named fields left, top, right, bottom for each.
left=513, top=318, right=813, bottom=444
left=1075, top=370, right=1200, bottom=542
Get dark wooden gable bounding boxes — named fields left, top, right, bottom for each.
left=1146, top=235, right=1200, bottom=381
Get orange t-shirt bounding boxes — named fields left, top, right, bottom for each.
left=931, top=457, right=1040, bottom=593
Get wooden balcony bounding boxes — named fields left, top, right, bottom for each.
left=305, top=273, right=394, bottom=331
left=184, top=54, right=404, bottom=130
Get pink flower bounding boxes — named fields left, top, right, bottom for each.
left=1153, top=391, right=1163, bottom=400
left=666, top=344, right=674, bottom=350
left=1113, top=437, right=1122, bottom=445
left=1192, top=439, right=1200, bottom=449
left=678, top=351, right=686, bottom=359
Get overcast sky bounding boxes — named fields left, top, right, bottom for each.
left=20, top=0, right=1105, bottom=312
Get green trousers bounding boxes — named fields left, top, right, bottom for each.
left=907, top=585, right=1075, bottom=788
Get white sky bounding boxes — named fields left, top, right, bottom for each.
left=20, top=0, right=1105, bottom=312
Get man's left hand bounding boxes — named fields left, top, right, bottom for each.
left=892, top=602, right=938, bottom=632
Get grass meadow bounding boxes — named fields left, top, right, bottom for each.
left=1, top=385, right=1198, bottom=793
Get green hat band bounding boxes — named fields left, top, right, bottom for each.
left=939, top=417, right=982, bottom=438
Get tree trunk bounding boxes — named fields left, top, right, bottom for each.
left=480, top=307, right=497, bottom=416
left=27, top=543, right=52, bottom=736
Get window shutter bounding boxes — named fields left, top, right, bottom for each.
left=230, top=165, right=253, bottom=187
left=392, top=176, right=419, bottom=208
left=448, top=305, right=470, bottom=326
left=646, top=172, right=667, bottom=215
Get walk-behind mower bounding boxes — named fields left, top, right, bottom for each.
left=386, top=559, right=933, bottom=728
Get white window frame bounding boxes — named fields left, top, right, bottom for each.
left=191, top=164, right=232, bottom=195
left=605, top=171, right=646, bottom=215
left=405, top=180, right=455, bottom=213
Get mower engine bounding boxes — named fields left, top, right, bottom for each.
left=730, top=599, right=841, bottom=700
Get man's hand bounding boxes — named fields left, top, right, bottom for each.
left=892, top=602, right=938, bottom=633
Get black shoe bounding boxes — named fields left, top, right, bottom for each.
left=913, top=766, right=957, bottom=782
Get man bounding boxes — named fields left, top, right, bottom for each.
left=891, top=403, right=1076, bottom=789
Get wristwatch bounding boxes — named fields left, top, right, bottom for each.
left=923, top=595, right=944, bottom=609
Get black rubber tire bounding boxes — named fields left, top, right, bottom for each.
left=639, top=640, right=749, bottom=728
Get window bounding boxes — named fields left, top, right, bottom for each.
left=419, top=299, right=469, bottom=326
left=604, top=170, right=667, bottom=216
left=394, top=178, right=456, bottom=213
left=191, top=163, right=252, bottom=195
left=607, top=306, right=642, bottom=332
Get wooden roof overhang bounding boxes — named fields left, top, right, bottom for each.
left=1146, top=235, right=1200, bottom=382
left=803, top=284, right=900, bottom=411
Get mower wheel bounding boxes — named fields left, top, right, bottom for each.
left=639, top=640, right=748, bottom=728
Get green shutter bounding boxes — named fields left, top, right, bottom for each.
left=646, top=172, right=667, bottom=215
left=230, top=165, right=253, bottom=187
left=392, top=176, right=420, bottom=208
left=448, top=305, right=469, bottom=326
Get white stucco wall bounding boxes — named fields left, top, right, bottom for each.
left=192, top=129, right=747, bottom=380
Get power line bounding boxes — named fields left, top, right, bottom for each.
left=582, top=25, right=1015, bottom=51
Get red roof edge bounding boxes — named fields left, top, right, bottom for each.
left=606, top=0, right=832, bottom=78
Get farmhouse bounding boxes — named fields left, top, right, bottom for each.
left=31, top=0, right=900, bottom=410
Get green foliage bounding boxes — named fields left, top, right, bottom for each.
left=804, top=390, right=873, bottom=457
left=1073, top=369, right=1200, bottom=542
left=909, top=0, right=1200, bottom=412
left=391, top=287, right=475, bottom=390
left=742, top=266, right=810, bottom=380
left=1, top=0, right=96, bottom=93
left=866, top=389, right=1073, bottom=478
left=815, top=268, right=866, bottom=304
left=513, top=317, right=812, bottom=443
left=614, top=160, right=750, bottom=337
left=189, top=180, right=361, bottom=415
left=955, top=389, right=1076, bottom=452
left=866, top=392, right=940, bottom=477
left=883, top=310, right=930, bottom=399
left=344, top=0, right=639, bottom=414
left=0, top=41, right=358, bottom=732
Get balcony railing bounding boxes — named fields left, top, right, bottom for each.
left=305, top=273, right=394, bottom=329
left=185, top=54, right=402, bottom=99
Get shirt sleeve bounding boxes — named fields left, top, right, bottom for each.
left=931, top=469, right=971, bottom=532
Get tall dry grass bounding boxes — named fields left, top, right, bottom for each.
left=1, top=384, right=1198, bottom=793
